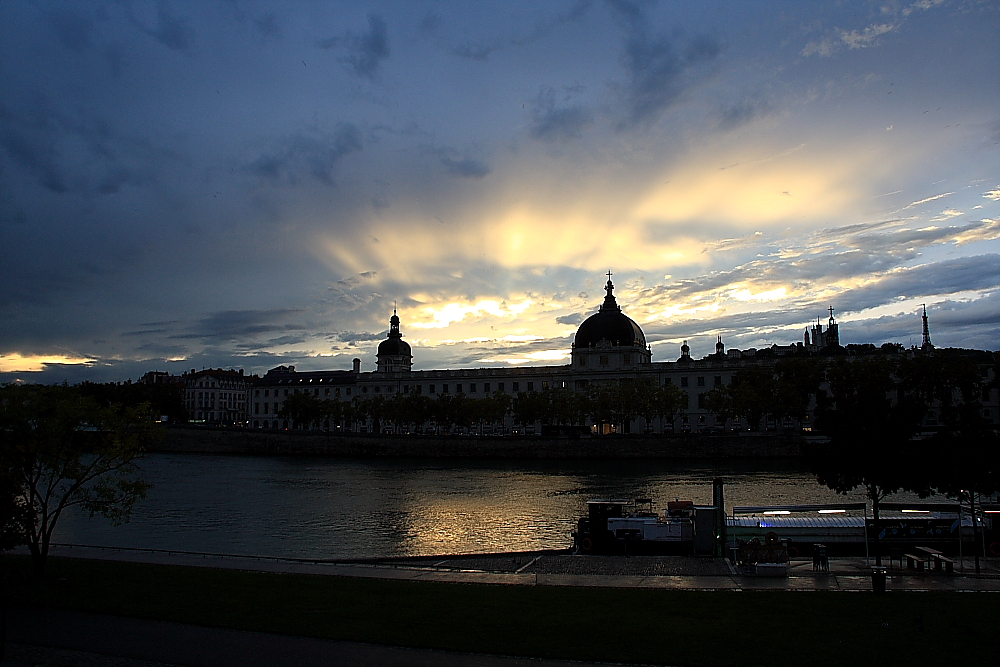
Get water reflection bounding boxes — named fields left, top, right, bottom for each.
left=55, top=453, right=884, bottom=559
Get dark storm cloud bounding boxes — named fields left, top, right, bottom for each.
left=236, top=334, right=308, bottom=351
left=0, top=93, right=168, bottom=195
left=0, top=266, right=79, bottom=308
left=840, top=254, right=1000, bottom=310
left=529, top=86, right=594, bottom=142
left=643, top=254, right=1000, bottom=349
left=450, top=0, right=592, bottom=61
left=172, top=309, right=308, bottom=342
left=608, top=1, right=722, bottom=129
left=929, top=293, right=1000, bottom=330
left=248, top=124, right=363, bottom=187
left=334, top=331, right=386, bottom=343
left=650, top=217, right=1000, bottom=304
left=434, top=148, right=491, bottom=178
left=319, top=13, right=389, bottom=79
left=556, top=313, right=585, bottom=325
left=127, top=2, right=195, bottom=53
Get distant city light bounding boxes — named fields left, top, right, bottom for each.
left=818, top=509, right=846, bottom=514
left=763, top=510, right=791, bottom=515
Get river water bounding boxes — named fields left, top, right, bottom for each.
left=54, top=453, right=884, bottom=559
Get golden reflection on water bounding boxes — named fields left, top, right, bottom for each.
left=53, top=455, right=922, bottom=559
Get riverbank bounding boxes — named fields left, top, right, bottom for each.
left=6, top=554, right=997, bottom=667
left=154, top=425, right=814, bottom=458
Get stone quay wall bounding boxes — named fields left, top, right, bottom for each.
left=154, top=426, right=813, bottom=459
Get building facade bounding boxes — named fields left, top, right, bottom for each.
left=184, top=368, right=251, bottom=425
left=246, top=275, right=886, bottom=433
left=235, top=276, right=1000, bottom=433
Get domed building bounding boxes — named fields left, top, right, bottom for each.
left=571, top=274, right=651, bottom=370
left=248, top=272, right=870, bottom=435
left=376, top=309, right=412, bottom=373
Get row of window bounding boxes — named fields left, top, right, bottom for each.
left=579, top=354, right=640, bottom=366
left=665, top=376, right=724, bottom=388
left=192, top=380, right=244, bottom=389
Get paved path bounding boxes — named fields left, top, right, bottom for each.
left=8, top=546, right=998, bottom=666
left=5, top=608, right=626, bottom=667
left=39, top=545, right=1000, bottom=592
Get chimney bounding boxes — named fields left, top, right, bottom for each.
left=353, top=358, right=361, bottom=373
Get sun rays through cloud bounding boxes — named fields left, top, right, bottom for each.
left=2, top=1, right=999, bottom=382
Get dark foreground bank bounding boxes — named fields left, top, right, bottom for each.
left=155, top=425, right=812, bottom=458
left=5, top=556, right=996, bottom=667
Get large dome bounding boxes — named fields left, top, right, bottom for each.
left=377, top=312, right=412, bottom=357
left=574, top=277, right=647, bottom=349
left=377, top=336, right=411, bottom=357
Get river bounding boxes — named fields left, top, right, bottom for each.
left=54, top=453, right=887, bottom=559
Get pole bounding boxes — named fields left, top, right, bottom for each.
left=971, top=492, right=981, bottom=575
left=864, top=502, right=870, bottom=566
left=958, top=492, right=964, bottom=573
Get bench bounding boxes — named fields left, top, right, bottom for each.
left=931, top=555, right=956, bottom=573
left=915, top=546, right=955, bottom=573
left=905, top=553, right=929, bottom=571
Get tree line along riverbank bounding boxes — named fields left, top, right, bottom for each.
left=154, top=424, right=813, bottom=458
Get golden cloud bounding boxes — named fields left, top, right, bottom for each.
left=0, top=353, right=96, bottom=373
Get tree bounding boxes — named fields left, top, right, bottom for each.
left=586, top=381, right=642, bottom=434
left=810, top=357, right=928, bottom=564
left=277, top=392, right=327, bottom=429
left=901, top=352, right=1000, bottom=572
left=703, top=366, right=779, bottom=431
left=0, top=385, right=159, bottom=578
left=773, top=357, right=826, bottom=426
left=632, top=379, right=685, bottom=433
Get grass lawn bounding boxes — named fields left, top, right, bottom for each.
left=5, top=556, right=995, bottom=667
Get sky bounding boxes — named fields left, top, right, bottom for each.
left=1, top=0, right=999, bottom=383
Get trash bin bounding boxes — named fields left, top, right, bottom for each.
left=871, top=566, right=887, bottom=595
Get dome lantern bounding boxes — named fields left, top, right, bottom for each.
left=376, top=308, right=412, bottom=373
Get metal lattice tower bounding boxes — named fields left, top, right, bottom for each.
left=921, top=304, right=934, bottom=350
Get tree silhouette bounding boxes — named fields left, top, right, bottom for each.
left=0, top=385, right=159, bottom=578
left=811, top=357, right=928, bottom=564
